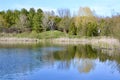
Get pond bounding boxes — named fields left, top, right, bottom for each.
left=0, top=43, right=120, bottom=80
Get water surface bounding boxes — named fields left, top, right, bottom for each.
left=0, top=44, right=120, bottom=80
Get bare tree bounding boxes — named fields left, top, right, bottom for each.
left=57, top=9, right=71, bottom=33
left=57, top=9, right=71, bottom=18
left=42, top=12, right=49, bottom=31
left=16, top=14, right=29, bottom=32
left=42, top=11, right=56, bottom=31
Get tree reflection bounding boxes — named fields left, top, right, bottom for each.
left=76, top=59, right=95, bottom=73
left=36, top=44, right=120, bottom=73
left=1, top=44, right=120, bottom=76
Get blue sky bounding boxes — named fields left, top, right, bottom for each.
left=0, top=0, right=120, bottom=16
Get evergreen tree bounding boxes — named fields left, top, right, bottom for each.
left=32, top=9, right=43, bottom=32
left=28, top=8, right=36, bottom=28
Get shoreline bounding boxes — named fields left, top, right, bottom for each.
left=0, top=37, right=119, bottom=46
left=41, top=37, right=120, bottom=45
left=0, top=37, right=39, bottom=44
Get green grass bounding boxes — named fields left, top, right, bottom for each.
left=0, top=30, right=67, bottom=39
left=0, top=30, right=103, bottom=39
left=0, top=31, right=114, bottom=39
left=37, top=30, right=66, bottom=39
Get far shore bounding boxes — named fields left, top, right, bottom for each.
left=0, top=37, right=119, bottom=46
left=0, top=37, right=39, bottom=44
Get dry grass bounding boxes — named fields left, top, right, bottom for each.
left=0, top=37, right=39, bottom=44
left=48, top=37, right=119, bottom=45
left=0, top=37, right=119, bottom=49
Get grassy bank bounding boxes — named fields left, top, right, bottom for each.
left=0, top=31, right=120, bottom=48
left=0, top=30, right=77, bottom=44
left=0, top=30, right=82, bottom=39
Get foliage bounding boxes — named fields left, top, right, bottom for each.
left=86, top=22, right=98, bottom=36
left=0, top=7, right=120, bottom=39
left=37, top=30, right=65, bottom=39
left=69, top=20, right=77, bottom=35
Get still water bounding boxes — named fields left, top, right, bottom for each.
left=0, top=44, right=120, bottom=80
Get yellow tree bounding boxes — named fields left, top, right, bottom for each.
left=74, top=7, right=97, bottom=36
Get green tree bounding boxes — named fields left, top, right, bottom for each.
left=0, top=14, right=6, bottom=28
left=86, top=22, right=98, bottom=36
left=54, top=16, right=61, bottom=30
left=32, top=9, right=43, bottom=32
left=21, top=8, right=28, bottom=15
left=69, top=19, right=77, bottom=35
left=5, top=10, right=14, bottom=27
left=28, top=8, right=36, bottom=28
left=14, top=10, right=20, bottom=22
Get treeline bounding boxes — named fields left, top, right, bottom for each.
left=0, top=7, right=120, bottom=38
